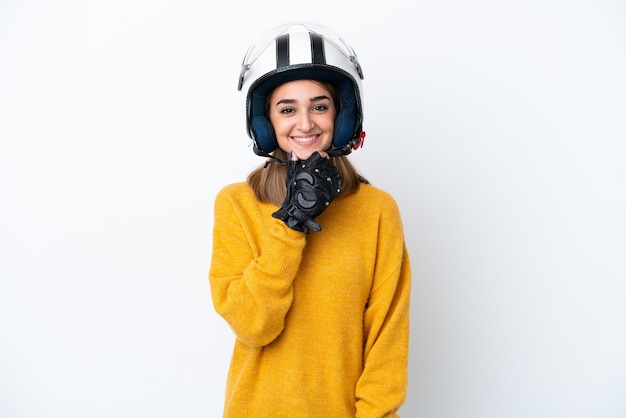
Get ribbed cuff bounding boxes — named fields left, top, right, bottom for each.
left=259, top=217, right=307, bottom=281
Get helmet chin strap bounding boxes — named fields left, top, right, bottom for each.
left=327, top=130, right=366, bottom=157
left=326, top=144, right=353, bottom=157
left=253, top=144, right=288, bottom=167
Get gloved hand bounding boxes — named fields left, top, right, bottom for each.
left=272, top=152, right=342, bottom=233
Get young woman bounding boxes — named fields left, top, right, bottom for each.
left=209, top=22, right=411, bottom=417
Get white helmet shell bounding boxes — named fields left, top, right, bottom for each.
left=238, top=22, right=365, bottom=156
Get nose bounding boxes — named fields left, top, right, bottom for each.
left=296, top=112, right=315, bottom=131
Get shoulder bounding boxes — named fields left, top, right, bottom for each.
left=333, top=183, right=404, bottom=229
left=214, top=182, right=256, bottom=204
left=356, top=183, right=397, bottom=202
left=213, top=182, right=257, bottom=213
left=215, top=181, right=251, bottom=198
left=350, top=183, right=401, bottom=214
left=213, top=181, right=277, bottom=224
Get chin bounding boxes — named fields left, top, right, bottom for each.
left=300, top=149, right=323, bottom=159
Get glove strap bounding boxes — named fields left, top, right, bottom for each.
left=284, top=203, right=322, bottom=232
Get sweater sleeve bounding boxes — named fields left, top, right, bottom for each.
left=355, top=197, right=412, bottom=418
left=208, top=187, right=307, bottom=348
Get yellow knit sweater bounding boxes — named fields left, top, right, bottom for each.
left=209, top=181, right=411, bottom=418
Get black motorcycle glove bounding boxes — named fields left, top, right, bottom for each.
left=272, top=152, right=342, bottom=233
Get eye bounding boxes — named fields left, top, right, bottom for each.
left=279, top=107, right=295, bottom=115
left=313, top=104, right=329, bottom=112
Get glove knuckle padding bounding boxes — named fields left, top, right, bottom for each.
left=272, top=152, right=342, bottom=233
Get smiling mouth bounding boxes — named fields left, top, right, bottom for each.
left=292, top=135, right=319, bottom=145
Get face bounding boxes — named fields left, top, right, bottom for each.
left=268, top=79, right=336, bottom=160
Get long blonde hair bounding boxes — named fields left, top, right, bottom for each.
left=247, top=148, right=369, bottom=206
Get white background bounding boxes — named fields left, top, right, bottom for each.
left=1, top=1, right=625, bottom=417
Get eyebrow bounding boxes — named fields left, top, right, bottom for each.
left=275, top=95, right=331, bottom=106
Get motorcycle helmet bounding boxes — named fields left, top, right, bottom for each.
left=237, top=22, right=365, bottom=158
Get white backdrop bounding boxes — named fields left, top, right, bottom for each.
left=1, top=1, right=625, bottom=417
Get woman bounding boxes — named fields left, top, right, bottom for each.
left=209, top=22, right=411, bottom=417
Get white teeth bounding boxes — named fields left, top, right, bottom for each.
left=293, top=136, right=317, bottom=144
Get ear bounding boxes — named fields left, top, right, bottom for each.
left=333, top=104, right=357, bottom=148
left=250, top=115, right=278, bottom=153
left=331, top=76, right=361, bottom=148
